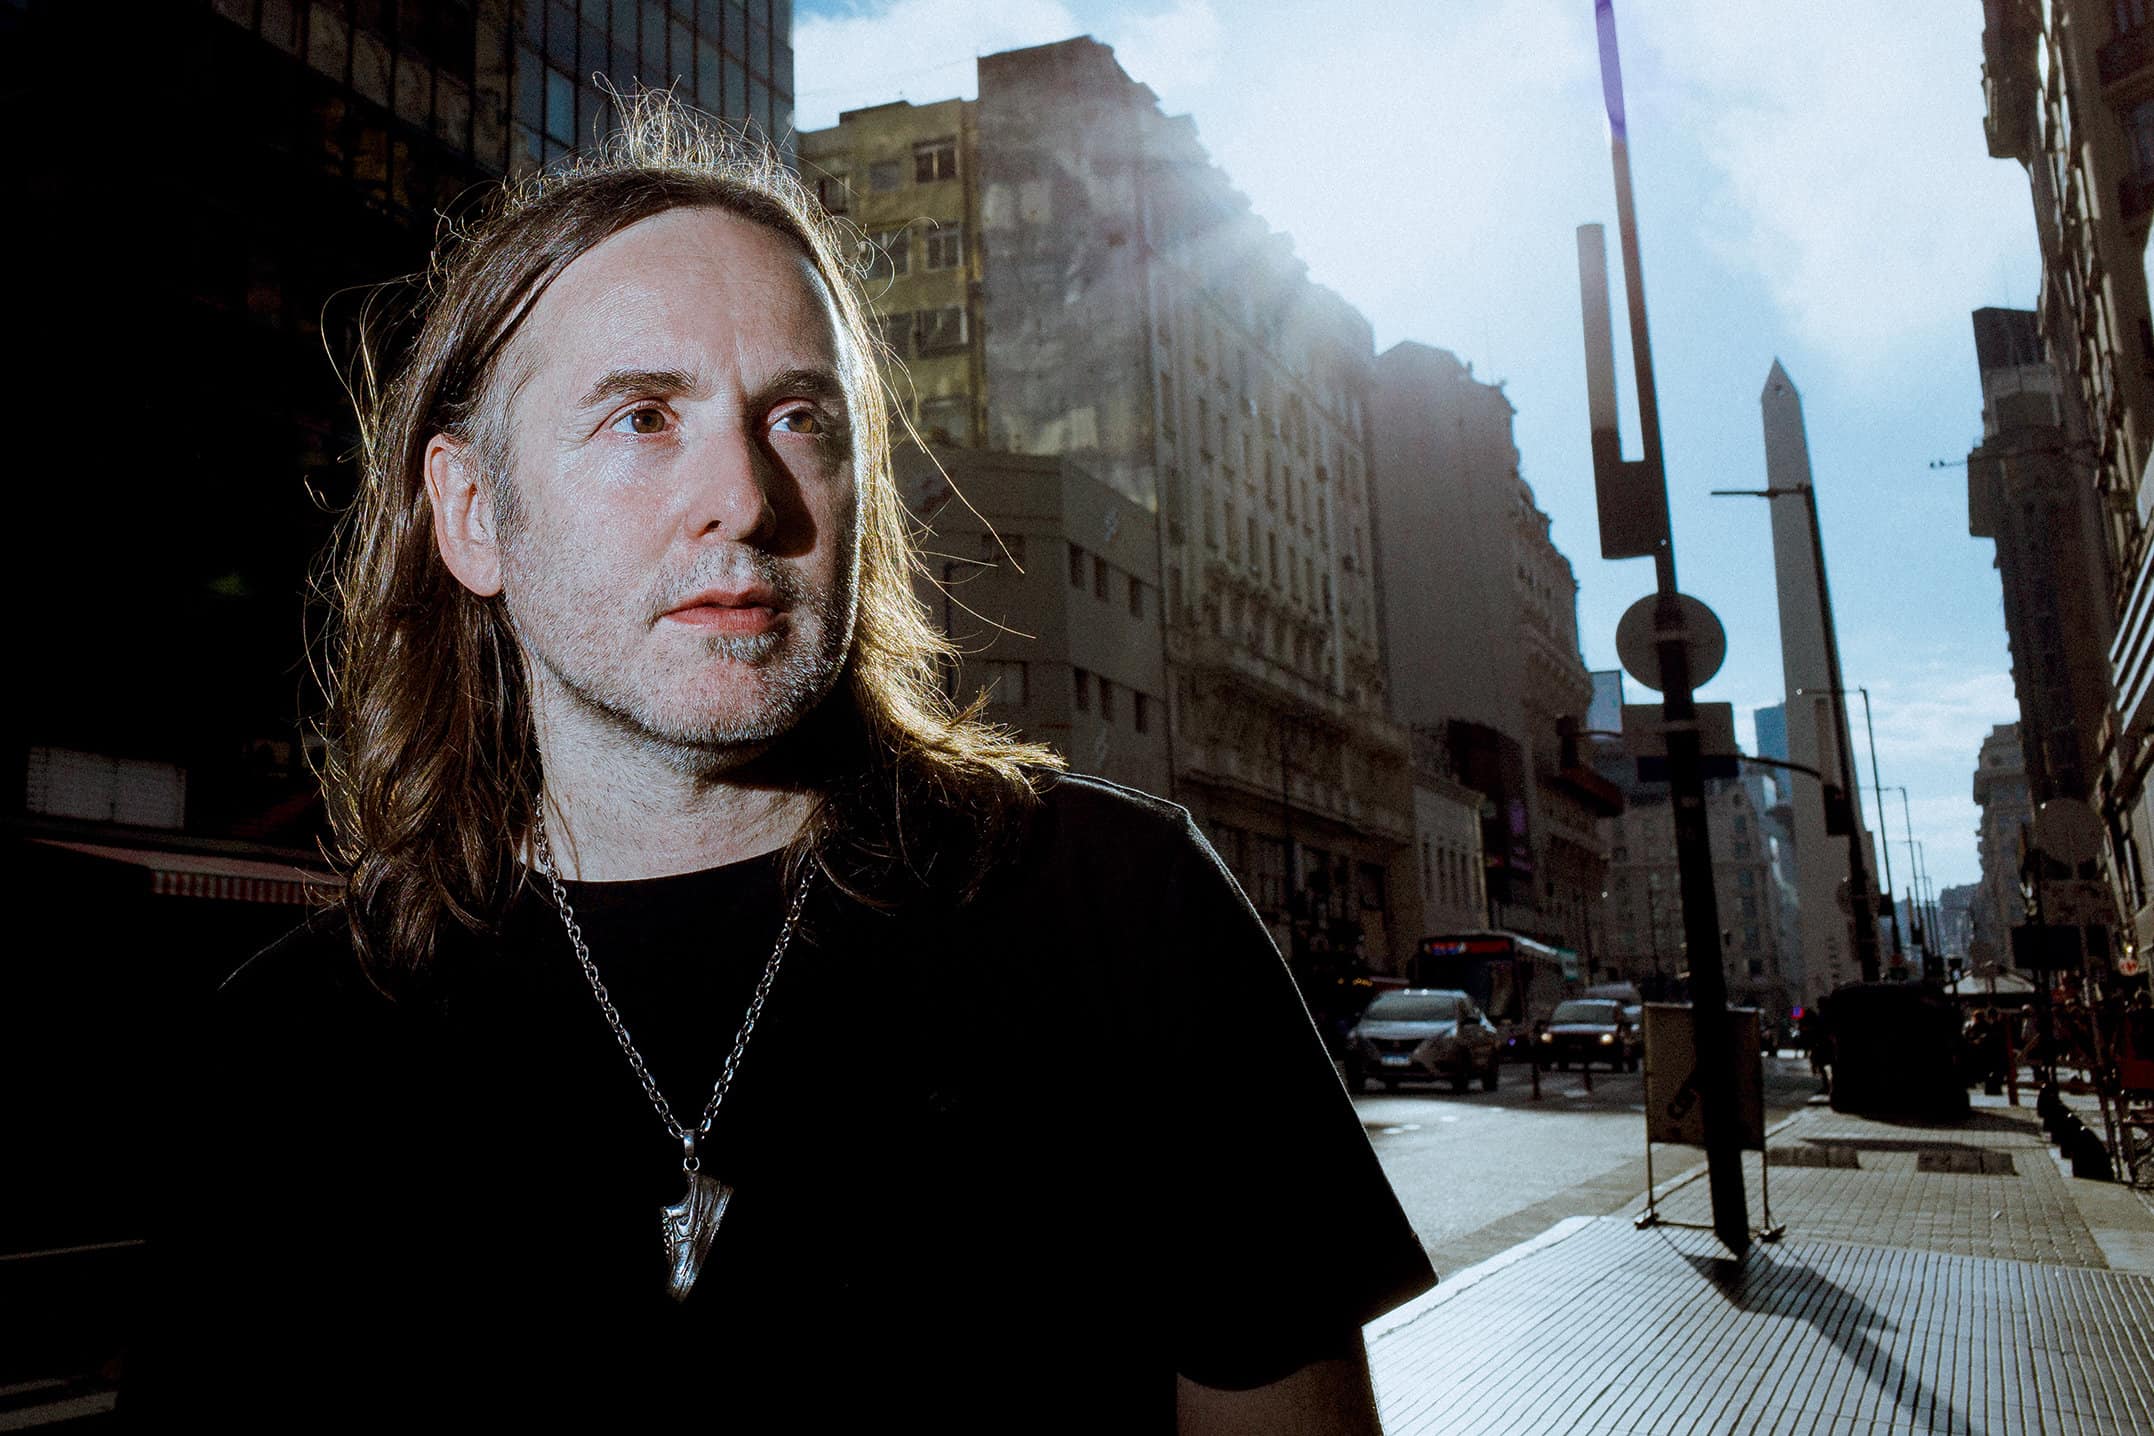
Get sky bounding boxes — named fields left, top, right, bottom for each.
left=792, top=0, right=2041, bottom=892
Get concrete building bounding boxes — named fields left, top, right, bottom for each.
left=1747, top=702, right=1808, bottom=1001
left=1939, top=882, right=1982, bottom=961
left=1979, top=0, right=2154, bottom=976
left=1761, top=362, right=1881, bottom=995
left=897, top=448, right=1169, bottom=796
left=1400, top=726, right=1492, bottom=944
left=1966, top=307, right=2116, bottom=805
left=1973, top=722, right=2036, bottom=968
left=1602, top=781, right=1795, bottom=1015
left=802, top=38, right=1413, bottom=968
left=1371, top=343, right=1618, bottom=964
left=796, top=97, right=983, bottom=445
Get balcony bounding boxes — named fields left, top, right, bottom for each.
left=2108, top=526, right=2154, bottom=745
left=1980, top=0, right=2039, bottom=160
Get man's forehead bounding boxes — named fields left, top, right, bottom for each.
left=535, top=209, right=838, bottom=348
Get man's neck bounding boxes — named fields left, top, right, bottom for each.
left=533, top=700, right=818, bottom=883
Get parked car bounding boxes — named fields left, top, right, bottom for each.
left=1345, top=988, right=1502, bottom=1093
left=1535, top=999, right=1639, bottom=1072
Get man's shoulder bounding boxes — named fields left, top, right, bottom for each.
left=1025, top=771, right=1203, bottom=867
left=216, top=903, right=380, bottom=1023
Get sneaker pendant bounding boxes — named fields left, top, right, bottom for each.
left=660, top=1140, right=733, bottom=1301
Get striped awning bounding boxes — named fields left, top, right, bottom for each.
left=35, top=839, right=339, bottom=906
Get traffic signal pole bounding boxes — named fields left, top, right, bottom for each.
left=1579, top=0, right=1750, bottom=1256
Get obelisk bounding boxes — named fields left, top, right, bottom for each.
left=1762, top=361, right=1872, bottom=1000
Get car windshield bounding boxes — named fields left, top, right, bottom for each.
left=1364, top=993, right=1459, bottom=1022
left=1551, top=1001, right=1619, bottom=1025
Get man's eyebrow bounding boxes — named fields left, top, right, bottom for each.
left=751, top=366, right=850, bottom=412
left=573, top=367, right=701, bottom=411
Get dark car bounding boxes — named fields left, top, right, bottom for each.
left=1534, top=999, right=1638, bottom=1072
left=1345, top=989, right=1503, bottom=1093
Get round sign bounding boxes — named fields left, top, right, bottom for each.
left=1616, top=593, right=1727, bottom=692
left=2034, top=798, right=2103, bottom=867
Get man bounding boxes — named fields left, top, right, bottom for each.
left=126, top=98, right=1432, bottom=1431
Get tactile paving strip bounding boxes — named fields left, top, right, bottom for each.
left=1370, top=1216, right=2154, bottom=1436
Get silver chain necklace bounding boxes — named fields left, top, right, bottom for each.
left=533, top=818, right=814, bottom=1302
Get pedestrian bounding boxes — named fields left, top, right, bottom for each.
left=123, top=95, right=1432, bottom=1432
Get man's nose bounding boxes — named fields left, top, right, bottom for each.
left=684, top=424, right=779, bottom=545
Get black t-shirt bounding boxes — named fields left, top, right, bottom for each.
left=123, top=776, right=1432, bottom=1430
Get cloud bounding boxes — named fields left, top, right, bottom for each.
left=791, top=0, right=1081, bottom=130
left=1862, top=669, right=2016, bottom=772
left=1631, top=0, right=2031, bottom=368
left=1109, top=0, right=1224, bottom=90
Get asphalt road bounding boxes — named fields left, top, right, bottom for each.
left=1358, top=1054, right=1823, bottom=1277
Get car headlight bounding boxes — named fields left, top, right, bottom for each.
left=1539, top=1032, right=1553, bottom=1043
left=1600, top=1033, right=1616, bottom=1045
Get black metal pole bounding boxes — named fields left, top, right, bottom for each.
left=1589, top=0, right=1748, bottom=1255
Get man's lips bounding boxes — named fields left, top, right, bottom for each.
left=660, top=587, right=785, bottom=633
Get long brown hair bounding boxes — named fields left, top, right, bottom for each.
left=319, top=92, right=1058, bottom=984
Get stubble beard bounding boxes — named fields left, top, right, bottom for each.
left=509, top=546, right=858, bottom=778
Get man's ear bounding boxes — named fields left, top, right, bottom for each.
left=424, top=433, right=505, bottom=597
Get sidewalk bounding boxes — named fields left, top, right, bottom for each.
left=1366, top=1093, right=2154, bottom=1434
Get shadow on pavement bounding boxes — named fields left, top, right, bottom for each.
left=1679, top=1244, right=1968, bottom=1433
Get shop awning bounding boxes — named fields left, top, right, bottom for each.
left=34, top=839, right=338, bottom=906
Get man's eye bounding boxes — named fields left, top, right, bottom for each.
left=610, top=406, right=669, bottom=435
left=771, top=407, right=826, bottom=436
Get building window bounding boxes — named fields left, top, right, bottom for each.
left=919, top=394, right=969, bottom=442
left=876, top=309, right=911, bottom=357
left=873, top=226, right=909, bottom=276
left=1357, top=862, right=1387, bottom=913
left=917, top=306, right=967, bottom=353
left=1098, top=678, right=1117, bottom=723
left=868, top=159, right=901, bottom=192
left=1128, top=575, right=1145, bottom=619
left=977, top=659, right=1027, bottom=705
left=1134, top=692, right=1151, bottom=734
left=914, top=137, right=958, bottom=183
left=1094, top=556, right=1110, bottom=600
left=1069, top=543, right=1086, bottom=587
left=923, top=222, right=964, bottom=271
left=1073, top=667, right=1091, bottom=712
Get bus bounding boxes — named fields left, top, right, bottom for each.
left=1409, top=931, right=1579, bottom=1061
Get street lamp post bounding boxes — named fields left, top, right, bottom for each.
left=1858, top=688, right=1904, bottom=966
left=1712, top=484, right=1881, bottom=983
left=1793, top=684, right=1906, bottom=969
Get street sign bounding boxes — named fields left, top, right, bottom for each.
left=2034, top=798, right=2103, bottom=867
left=1643, top=1005, right=1764, bottom=1150
left=2046, top=879, right=2113, bottom=928
left=1625, top=702, right=1739, bottom=782
left=2011, top=924, right=2092, bottom=969
left=1615, top=593, right=1726, bottom=691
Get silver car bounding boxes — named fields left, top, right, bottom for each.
left=1345, top=988, right=1502, bottom=1093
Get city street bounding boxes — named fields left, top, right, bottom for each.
left=1360, top=1054, right=1823, bottom=1276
